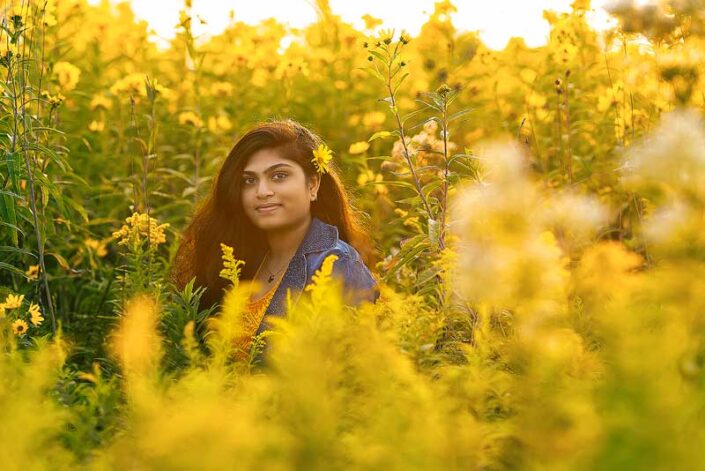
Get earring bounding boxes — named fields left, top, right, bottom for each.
left=311, top=194, right=317, bottom=201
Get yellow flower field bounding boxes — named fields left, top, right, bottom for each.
left=1, top=0, right=705, bottom=468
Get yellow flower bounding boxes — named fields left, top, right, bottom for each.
left=85, top=238, right=108, bottom=257
left=88, top=120, right=105, bottom=133
left=178, top=111, right=203, bottom=128
left=25, top=265, right=39, bottom=280
left=110, top=73, right=147, bottom=97
left=312, top=144, right=333, bottom=174
left=362, top=111, right=386, bottom=128
left=210, top=82, right=233, bottom=98
left=12, top=319, right=28, bottom=336
left=112, top=213, right=170, bottom=249
left=52, top=61, right=80, bottom=91
left=304, top=254, right=340, bottom=303
left=207, top=115, right=232, bottom=133
left=361, top=14, right=382, bottom=30
left=219, top=243, right=245, bottom=286
left=4, top=293, right=24, bottom=310
left=348, top=141, right=370, bottom=154
left=357, top=169, right=387, bottom=195
left=90, top=95, right=112, bottom=111
left=41, top=90, right=65, bottom=107
left=29, top=303, right=43, bottom=327
left=0, top=304, right=5, bottom=318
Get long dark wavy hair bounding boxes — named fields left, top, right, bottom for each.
left=171, top=119, right=376, bottom=309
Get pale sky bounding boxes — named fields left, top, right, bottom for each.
left=89, top=0, right=617, bottom=50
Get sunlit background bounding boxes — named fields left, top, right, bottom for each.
left=87, top=0, right=619, bottom=50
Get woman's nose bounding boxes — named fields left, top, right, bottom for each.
left=256, top=179, right=274, bottom=198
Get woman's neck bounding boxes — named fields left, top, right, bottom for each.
left=265, top=215, right=312, bottom=265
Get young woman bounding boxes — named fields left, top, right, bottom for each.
left=171, top=119, right=379, bottom=363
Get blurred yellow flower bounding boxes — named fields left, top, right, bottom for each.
left=29, top=303, right=43, bottom=327
left=52, top=61, right=81, bottom=91
left=348, top=141, right=370, bottom=154
left=85, top=238, right=108, bottom=257
left=90, top=95, right=113, bottom=111
left=25, top=265, right=39, bottom=280
left=88, top=120, right=105, bottom=133
left=361, top=14, right=383, bottom=30
left=304, top=254, right=339, bottom=303
left=357, top=169, right=387, bottom=195
left=110, top=73, right=147, bottom=97
left=4, top=293, right=24, bottom=310
left=12, top=319, right=28, bottom=336
left=312, top=144, right=333, bottom=174
left=207, top=115, right=232, bottom=133
left=362, top=111, right=386, bottom=128
left=178, top=111, right=203, bottom=128
left=209, top=81, right=233, bottom=97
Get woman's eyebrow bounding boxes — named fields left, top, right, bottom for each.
left=242, top=163, right=293, bottom=175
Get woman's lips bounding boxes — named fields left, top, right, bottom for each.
left=256, top=204, right=281, bottom=213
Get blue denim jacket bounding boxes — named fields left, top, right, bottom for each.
left=251, top=217, right=379, bottom=366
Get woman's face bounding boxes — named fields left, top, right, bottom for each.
left=241, top=147, right=319, bottom=233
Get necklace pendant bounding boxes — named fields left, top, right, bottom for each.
left=268, top=274, right=275, bottom=283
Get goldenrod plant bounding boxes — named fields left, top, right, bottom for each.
left=0, top=0, right=705, bottom=468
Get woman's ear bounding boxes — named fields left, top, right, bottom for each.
left=309, top=173, right=321, bottom=201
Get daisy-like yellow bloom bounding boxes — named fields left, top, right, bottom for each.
left=52, top=61, right=81, bottom=92
left=29, top=302, right=44, bottom=327
left=312, top=144, right=333, bottom=174
left=90, top=95, right=112, bottom=111
left=12, top=319, right=28, bottom=336
left=178, top=111, right=203, bottom=128
left=25, top=265, right=39, bottom=280
left=88, top=120, right=105, bottom=133
left=4, top=293, right=24, bottom=310
left=0, top=304, right=5, bottom=319
left=348, top=141, right=370, bottom=154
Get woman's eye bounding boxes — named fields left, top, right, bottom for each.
left=243, top=177, right=256, bottom=185
left=272, top=172, right=288, bottom=181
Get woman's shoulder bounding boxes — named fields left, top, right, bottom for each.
left=305, top=239, right=379, bottom=305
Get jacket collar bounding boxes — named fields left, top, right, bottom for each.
left=298, top=216, right=339, bottom=255
left=255, top=217, right=338, bottom=332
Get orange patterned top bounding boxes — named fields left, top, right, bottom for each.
left=232, top=259, right=285, bottom=362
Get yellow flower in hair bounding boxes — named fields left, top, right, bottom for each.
left=312, top=144, right=333, bottom=174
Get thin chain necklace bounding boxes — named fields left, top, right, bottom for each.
left=262, top=249, right=290, bottom=283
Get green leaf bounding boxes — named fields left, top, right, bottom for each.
left=47, top=251, right=71, bottom=271
left=359, top=67, right=384, bottom=82
left=383, top=239, right=431, bottom=282
left=0, top=261, right=26, bottom=277
left=368, top=130, right=398, bottom=142
left=448, top=108, right=474, bottom=122
left=0, top=193, right=18, bottom=246
left=0, top=245, right=34, bottom=257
